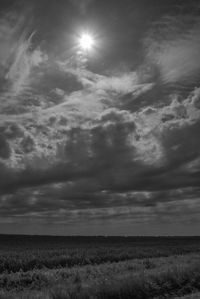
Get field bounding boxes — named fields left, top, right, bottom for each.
left=1, top=236, right=200, bottom=298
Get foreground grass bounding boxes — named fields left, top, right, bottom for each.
left=1, top=253, right=200, bottom=298
left=1, top=237, right=200, bottom=299
left=50, top=264, right=200, bottom=299
left=0, top=253, right=199, bottom=291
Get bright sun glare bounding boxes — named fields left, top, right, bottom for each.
left=79, top=33, right=94, bottom=51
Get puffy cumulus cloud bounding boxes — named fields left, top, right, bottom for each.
left=1, top=84, right=200, bottom=198
left=145, top=11, right=200, bottom=85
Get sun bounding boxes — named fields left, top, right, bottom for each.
left=79, top=33, right=95, bottom=51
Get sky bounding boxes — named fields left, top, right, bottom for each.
left=0, top=0, right=200, bottom=235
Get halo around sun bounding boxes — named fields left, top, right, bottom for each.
left=79, top=33, right=95, bottom=51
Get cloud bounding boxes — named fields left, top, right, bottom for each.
left=1, top=84, right=200, bottom=198
left=1, top=2, right=200, bottom=231
left=0, top=135, right=11, bottom=159
left=92, top=72, right=139, bottom=94
left=145, top=13, right=200, bottom=85
left=69, top=0, right=94, bottom=14
left=6, top=34, right=45, bottom=95
left=0, top=8, right=46, bottom=96
left=1, top=88, right=200, bottom=229
left=2, top=183, right=200, bottom=228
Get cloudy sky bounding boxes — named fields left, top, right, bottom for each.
left=0, top=0, right=200, bottom=235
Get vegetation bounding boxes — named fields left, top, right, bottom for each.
left=0, top=235, right=200, bottom=298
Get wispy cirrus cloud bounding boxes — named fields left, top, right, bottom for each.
left=0, top=8, right=46, bottom=96
left=145, top=11, right=200, bottom=85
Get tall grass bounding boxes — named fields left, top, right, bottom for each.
left=1, top=253, right=200, bottom=298
left=51, top=264, right=200, bottom=299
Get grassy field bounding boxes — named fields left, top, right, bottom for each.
left=0, top=235, right=200, bottom=298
